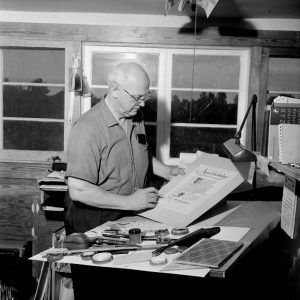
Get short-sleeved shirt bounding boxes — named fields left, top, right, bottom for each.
left=64, top=99, right=149, bottom=233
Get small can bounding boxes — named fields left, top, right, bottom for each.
left=128, top=228, right=142, bottom=245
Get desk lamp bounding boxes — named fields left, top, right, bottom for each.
left=222, top=94, right=257, bottom=162
left=222, top=94, right=258, bottom=199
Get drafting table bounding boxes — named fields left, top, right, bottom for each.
left=31, top=201, right=281, bottom=299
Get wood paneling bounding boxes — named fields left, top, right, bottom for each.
left=246, top=46, right=270, bottom=152
left=0, top=162, right=50, bottom=249
left=0, top=22, right=299, bottom=48
left=0, top=186, right=37, bottom=241
left=0, top=161, right=50, bottom=179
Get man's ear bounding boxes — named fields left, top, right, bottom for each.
left=108, top=81, right=119, bottom=99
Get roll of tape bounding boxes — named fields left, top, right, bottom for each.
left=150, top=255, right=168, bottom=266
left=92, top=252, right=113, bottom=264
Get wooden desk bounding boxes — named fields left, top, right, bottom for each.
left=270, top=162, right=300, bottom=180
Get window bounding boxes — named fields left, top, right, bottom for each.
left=83, top=45, right=250, bottom=164
left=267, top=57, right=300, bottom=104
left=0, top=41, right=74, bottom=161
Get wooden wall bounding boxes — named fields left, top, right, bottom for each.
left=0, top=22, right=299, bottom=47
left=0, top=162, right=50, bottom=249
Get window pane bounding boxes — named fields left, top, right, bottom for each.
left=171, top=91, right=238, bottom=124
left=4, top=121, right=64, bottom=151
left=172, top=55, right=239, bottom=89
left=92, top=52, right=159, bottom=86
left=145, top=125, right=156, bottom=156
left=170, top=126, right=236, bottom=158
left=268, top=58, right=300, bottom=92
left=3, top=49, right=65, bottom=84
left=3, top=86, right=64, bottom=119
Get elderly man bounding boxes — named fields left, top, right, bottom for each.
left=64, top=62, right=184, bottom=235
left=64, top=62, right=184, bottom=299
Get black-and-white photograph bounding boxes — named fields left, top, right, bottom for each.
left=0, top=1, right=299, bottom=299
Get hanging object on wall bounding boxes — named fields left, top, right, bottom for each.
left=164, top=0, right=174, bottom=16
left=178, top=0, right=188, bottom=12
left=196, top=0, right=219, bottom=18
left=69, top=55, right=83, bottom=92
left=68, top=55, right=92, bottom=123
left=81, top=75, right=91, bottom=98
left=165, top=0, right=219, bottom=18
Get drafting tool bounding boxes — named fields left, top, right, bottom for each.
left=44, top=243, right=168, bottom=261
left=90, top=235, right=129, bottom=245
left=174, top=238, right=243, bottom=268
left=43, top=246, right=138, bottom=261
left=152, top=227, right=221, bottom=256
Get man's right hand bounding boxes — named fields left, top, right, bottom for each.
left=128, top=187, right=160, bottom=211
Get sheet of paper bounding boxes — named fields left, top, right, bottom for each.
left=178, top=151, right=219, bottom=169
left=158, top=164, right=240, bottom=215
left=281, top=182, right=298, bottom=238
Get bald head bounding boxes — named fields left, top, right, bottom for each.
left=108, top=62, right=150, bottom=90
left=106, top=62, right=150, bottom=118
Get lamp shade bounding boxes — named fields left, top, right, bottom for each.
left=222, top=138, right=257, bottom=162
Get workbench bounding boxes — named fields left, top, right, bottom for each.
left=31, top=200, right=287, bottom=299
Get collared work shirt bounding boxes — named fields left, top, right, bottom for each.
left=64, top=99, right=149, bottom=233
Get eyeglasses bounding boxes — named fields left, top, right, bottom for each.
left=117, top=84, right=151, bottom=104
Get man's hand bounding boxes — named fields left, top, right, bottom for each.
left=128, top=187, right=160, bottom=211
left=167, top=166, right=185, bottom=181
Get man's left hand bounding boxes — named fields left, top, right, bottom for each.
left=167, top=166, right=185, bottom=181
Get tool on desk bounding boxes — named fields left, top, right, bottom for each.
left=171, top=227, right=189, bottom=236
left=43, top=246, right=139, bottom=261
left=155, top=228, right=170, bottom=237
left=103, top=231, right=158, bottom=241
left=44, top=243, right=168, bottom=262
left=128, top=228, right=142, bottom=245
left=63, top=233, right=90, bottom=250
left=62, top=232, right=129, bottom=250
left=152, top=226, right=221, bottom=256
left=90, top=235, right=129, bottom=245
left=174, top=238, right=244, bottom=268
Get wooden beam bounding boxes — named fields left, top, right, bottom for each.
left=0, top=22, right=299, bottom=48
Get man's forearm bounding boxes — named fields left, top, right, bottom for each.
left=151, top=156, right=171, bottom=181
left=68, top=177, right=130, bottom=210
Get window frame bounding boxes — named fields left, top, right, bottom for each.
left=83, top=44, right=251, bottom=165
left=0, top=38, right=76, bottom=162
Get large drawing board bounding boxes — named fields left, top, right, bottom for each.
left=140, top=153, right=250, bottom=227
